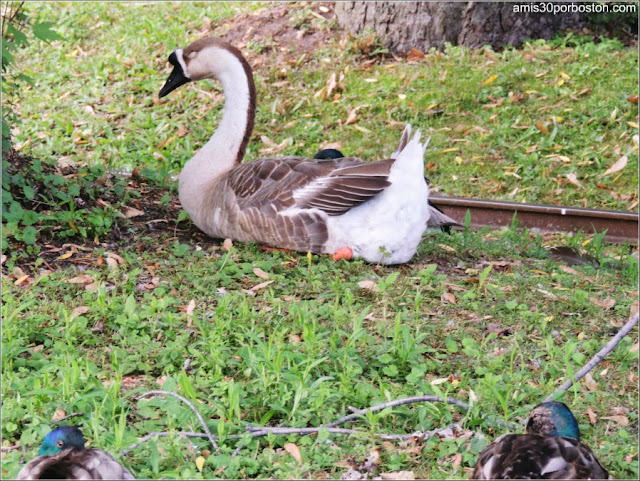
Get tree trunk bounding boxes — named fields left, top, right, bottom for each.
left=334, top=2, right=588, bottom=53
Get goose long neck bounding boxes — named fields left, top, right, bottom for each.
left=179, top=47, right=256, bottom=221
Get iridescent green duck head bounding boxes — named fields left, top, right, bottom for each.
left=525, top=401, right=581, bottom=441
left=38, top=426, right=86, bottom=456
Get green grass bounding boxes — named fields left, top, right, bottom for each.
left=2, top=2, right=639, bottom=479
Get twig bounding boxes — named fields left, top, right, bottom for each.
left=137, top=390, right=220, bottom=454
left=120, top=431, right=212, bottom=456
left=52, top=412, right=84, bottom=425
left=324, top=395, right=471, bottom=428
left=544, top=312, right=639, bottom=403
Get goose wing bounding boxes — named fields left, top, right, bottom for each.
left=16, top=448, right=135, bottom=480
left=472, top=434, right=609, bottom=479
left=226, top=156, right=394, bottom=216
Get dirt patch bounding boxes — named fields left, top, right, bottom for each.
left=213, top=2, right=340, bottom=69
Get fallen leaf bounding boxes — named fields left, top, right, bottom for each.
left=431, top=377, right=449, bottom=385
left=630, top=342, right=639, bottom=353
left=185, top=300, right=196, bottom=325
left=380, top=472, right=415, bottom=480
left=67, top=274, right=94, bottom=285
left=123, top=206, right=144, bottom=219
left=57, top=251, right=74, bottom=260
left=195, top=455, right=205, bottom=473
left=358, top=280, right=379, bottom=292
left=627, top=95, right=638, bottom=104
left=69, top=306, right=89, bottom=322
left=253, top=267, right=269, bottom=279
left=602, top=415, right=629, bottom=426
left=483, top=74, right=497, bottom=85
left=289, top=334, right=301, bottom=344
left=584, top=372, right=598, bottom=391
left=52, top=409, right=67, bottom=422
left=565, top=173, right=582, bottom=188
left=630, top=299, right=639, bottom=318
left=250, top=280, right=274, bottom=292
left=441, top=292, right=456, bottom=304
left=451, top=452, right=462, bottom=471
left=283, top=443, right=303, bottom=465
left=586, top=408, right=597, bottom=425
left=601, top=155, right=628, bottom=177
left=535, top=121, right=549, bottom=135
left=589, top=297, right=616, bottom=309
left=558, top=265, right=580, bottom=275
left=222, top=238, right=233, bottom=251
left=106, top=257, right=118, bottom=269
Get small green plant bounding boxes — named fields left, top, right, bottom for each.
left=2, top=2, right=62, bottom=152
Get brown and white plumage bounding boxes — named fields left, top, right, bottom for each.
left=17, top=448, right=135, bottom=480
left=471, top=402, right=609, bottom=480
left=16, top=426, right=134, bottom=480
left=159, top=37, right=431, bottom=264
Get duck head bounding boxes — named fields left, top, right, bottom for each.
left=525, top=401, right=581, bottom=440
left=38, top=426, right=86, bottom=456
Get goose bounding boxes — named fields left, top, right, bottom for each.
left=313, top=148, right=461, bottom=233
left=159, top=37, right=431, bottom=264
left=16, top=426, right=134, bottom=479
left=472, top=401, right=609, bottom=479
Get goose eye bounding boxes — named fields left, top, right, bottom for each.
left=56, top=440, right=64, bottom=448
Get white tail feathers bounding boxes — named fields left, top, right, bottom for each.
left=391, top=124, right=430, bottom=159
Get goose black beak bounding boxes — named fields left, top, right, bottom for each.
left=159, top=65, right=191, bottom=98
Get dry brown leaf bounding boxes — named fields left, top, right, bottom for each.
left=177, top=125, right=188, bottom=137
left=627, top=95, right=638, bottom=104
left=589, top=297, right=616, bottom=309
left=222, top=238, right=233, bottom=251
left=31, top=344, right=45, bottom=353
left=123, top=206, right=145, bottom=219
left=586, top=408, right=597, bottom=425
left=441, top=292, right=456, bottom=304
left=69, top=306, right=89, bottom=322
left=253, top=267, right=269, bottom=279
left=251, top=280, right=274, bottom=292
left=565, top=173, right=583, bottom=188
left=106, top=256, right=118, bottom=269
left=283, top=442, right=303, bottom=465
left=358, top=280, right=379, bottom=292
left=558, top=265, right=580, bottom=275
left=289, top=334, right=302, bottom=344
left=52, top=409, right=67, bottom=422
left=535, top=121, right=549, bottom=135
left=380, top=472, right=415, bottom=480
left=584, top=372, right=598, bottom=391
left=630, top=342, right=639, bottom=353
left=186, top=299, right=196, bottom=319
left=107, top=252, right=126, bottom=265
left=601, top=155, right=628, bottom=177
left=67, top=274, right=94, bottom=285
left=452, top=452, right=463, bottom=471
left=602, top=415, right=629, bottom=426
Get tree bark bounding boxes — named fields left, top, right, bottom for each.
left=334, top=2, right=588, bottom=53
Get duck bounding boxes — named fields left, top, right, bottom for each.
left=471, top=401, right=609, bottom=479
left=313, top=148, right=461, bottom=233
left=159, top=37, right=432, bottom=264
left=16, top=426, right=134, bottom=480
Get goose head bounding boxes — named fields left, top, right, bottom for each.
left=525, top=401, right=581, bottom=440
left=159, top=37, right=254, bottom=97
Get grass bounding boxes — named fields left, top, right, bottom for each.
left=2, top=1, right=639, bottom=479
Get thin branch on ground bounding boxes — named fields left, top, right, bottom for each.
left=52, top=412, right=84, bottom=425
left=137, top=390, right=221, bottom=454
left=121, top=313, right=637, bottom=457
left=544, top=312, right=639, bottom=403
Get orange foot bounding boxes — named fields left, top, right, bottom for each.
left=331, top=246, right=353, bottom=261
